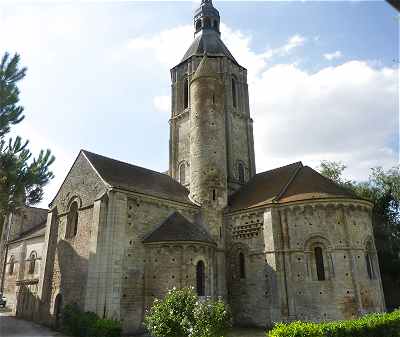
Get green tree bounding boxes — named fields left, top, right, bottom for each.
left=0, top=53, right=26, bottom=138
left=0, top=52, right=55, bottom=236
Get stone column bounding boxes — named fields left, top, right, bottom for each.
left=84, top=193, right=108, bottom=314
left=103, top=190, right=127, bottom=320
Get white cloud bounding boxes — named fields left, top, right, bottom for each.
left=324, top=50, right=343, bottom=61
left=130, top=24, right=397, bottom=182
left=251, top=61, right=398, bottom=180
left=153, top=95, right=171, bottom=113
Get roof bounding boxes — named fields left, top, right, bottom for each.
left=193, top=55, right=217, bottom=80
left=82, top=150, right=195, bottom=206
left=228, top=162, right=357, bottom=211
left=181, top=30, right=239, bottom=66
left=143, top=212, right=214, bottom=244
left=8, top=221, right=46, bottom=244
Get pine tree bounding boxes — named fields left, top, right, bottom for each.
left=0, top=52, right=55, bottom=236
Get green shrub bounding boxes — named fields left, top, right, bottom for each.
left=144, top=287, right=232, bottom=337
left=268, top=310, right=400, bottom=337
left=61, top=303, right=121, bottom=337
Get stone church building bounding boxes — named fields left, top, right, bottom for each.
left=1, top=0, right=386, bottom=334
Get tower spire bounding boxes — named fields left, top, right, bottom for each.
left=194, top=0, right=220, bottom=36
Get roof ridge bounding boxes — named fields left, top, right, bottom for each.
left=256, top=161, right=303, bottom=176
left=274, top=164, right=303, bottom=202
left=82, top=149, right=172, bottom=180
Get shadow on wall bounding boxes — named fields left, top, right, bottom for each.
left=16, top=237, right=89, bottom=328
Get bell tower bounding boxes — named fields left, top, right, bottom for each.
left=169, top=0, right=256, bottom=195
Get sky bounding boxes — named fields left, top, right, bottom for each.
left=0, top=0, right=399, bottom=207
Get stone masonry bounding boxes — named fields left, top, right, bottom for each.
left=0, top=0, right=386, bottom=335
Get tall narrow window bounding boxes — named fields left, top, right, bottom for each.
left=196, top=261, right=205, bottom=296
left=239, top=252, right=246, bottom=279
left=66, top=201, right=79, bottom=238
left=195, top=20, right=202, bottom=32
left=183, top=77, right=189, bottom=109
left=366, top=253, right=373, bottom=279
left=238, top=162, right=245, bottom=184
left=314, top=247, right=325, bottom=281
left=203, top=17, right=211, bottom=29
left=8, top=256, right=15, bottom=275
left=179, top=162, right=186, bottom=185
left=212, top=189, right=216, bottom=201
left=54, top=294, right=63, bottom=328
left=232, top=77, right=237, bottom=108
left=28, top=251, right=37, bottom=274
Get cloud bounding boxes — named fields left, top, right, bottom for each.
left=153, top=95, right=171, bottom=113
left=324, top=50, right=343, bottom=61
left=130, top=23, right=397, bottom=182
left=251, top=61, right=398, bottom=180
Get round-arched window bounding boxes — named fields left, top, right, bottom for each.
left=8, top=255, right=15, bottom=275
left=179, top=162, right=186, bottom=185
left=66, top=201, right=79, bottom=238
left=196, top=260, right=205, bottom=296
left=28, top=251, right=37, bottom=274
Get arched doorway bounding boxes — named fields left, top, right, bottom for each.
left=54, top=294, right=63, bottom=329
left=196, top=261, right=205, bottom=296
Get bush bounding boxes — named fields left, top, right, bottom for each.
left=62, top=303, right=122, bottom=337
left=144, top=287, right=232, bottom=337
left=268, top=310, right=400, bottom=337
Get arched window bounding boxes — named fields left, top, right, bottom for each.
left=203, top=17, right=211, bottom=29
left=365, top=242, right=375, bottom=280
left=54, top=294, right=63, bottom=328
left=8, top=255, right=15, bottom=275
left=196, top=261, right=205, bottom=296
left=232, top=77, right=237, bottom=108
left=195, top=20, right=202, bottom=32
left=239, top=252, right=246, bottom=279
left=183, top=77, right=189, bottom=109
left=314, top=247, right=325, bottom=281
left=179, top=162, right=186, bottom=185
left=238, top=162, right=245, bottom=184
left=66, top=201, right=79, bottom=238
left=28, top=251, right=37, bottom=274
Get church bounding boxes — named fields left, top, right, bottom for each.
left=1, top=0, right=385, bottom=334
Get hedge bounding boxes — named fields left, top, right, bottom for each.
left=268, top=310, right=400, bottom=337
left=62, top=303, right=122, bottom=337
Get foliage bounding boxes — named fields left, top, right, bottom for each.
left=318, top=162, right=400, bottom=280
left=62, top=303, right=122, bottom=337
left=0, top=52, right=26, bottom=138
left=267, top=309, right=400, bottom=337
left=192, top=297, right=232, bottom=337
left=144, top=287, right=232, bottom=337
left=0, top=52, right=54, bottom=232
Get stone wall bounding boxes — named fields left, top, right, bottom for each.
left=169, top=56, right=256, bottom=195
left=43, top=152, right=106, bottom=321
left=226, top=199, right=385, bottom=327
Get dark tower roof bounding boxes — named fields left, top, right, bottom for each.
left=181, top=0, right=240, bottom=66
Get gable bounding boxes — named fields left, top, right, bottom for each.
left=143, top=212, right=214, bottom=244
left=50, top=151, right=108, bottom=212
